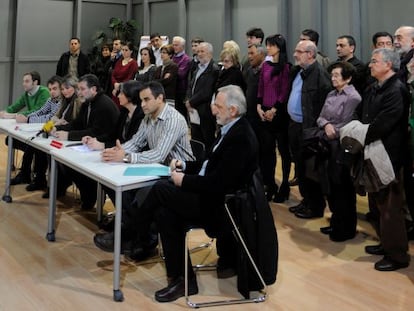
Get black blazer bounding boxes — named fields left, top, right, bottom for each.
left=187, top=59, right=219, bottom=110
left=215, top=66, right=246, bottom=93
left=182, top=117, right=259, bottom=234
left=56, top=92, right=119, bottom=141
left=154, top=62, right=178, bottom=100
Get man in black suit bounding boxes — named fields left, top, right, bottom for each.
left=136, top=85, right=259, bottom=302
left=185, top=42, right=219, bottom=151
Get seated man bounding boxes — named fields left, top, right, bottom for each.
left=92, top=81, right=194, bottom=259
left=0, top=71, right=51, bottom=185
left=130, top=85, right=259, bottom=302
left=51, top=74, right=119, bottom=209
left=20, top=75, right=63, bottom=191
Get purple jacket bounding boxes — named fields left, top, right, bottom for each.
left=173, top=52, right=191, bottom=94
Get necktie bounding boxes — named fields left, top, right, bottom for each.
left=86, top=103, right=91, bottom=125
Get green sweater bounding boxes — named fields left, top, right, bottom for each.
left=6, top=85, right=50, bottom=116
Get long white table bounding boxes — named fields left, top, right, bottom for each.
left=0, top=120, right=53, bottom=203
left=49, top=146, right=161, bottom=301
left=1, top=119, right=163, bottom=302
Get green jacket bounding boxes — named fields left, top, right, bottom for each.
left=6, top=85, right=50, bottom=116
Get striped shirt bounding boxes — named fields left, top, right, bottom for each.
left=27, top=97, right=61, bottom=123
left=122, top=103, right=194, bottom=164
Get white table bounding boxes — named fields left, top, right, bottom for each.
left=0, top=120, right=53, bottom=203
left=1, top=119, right=163, bottom=301
left=49, top=145, right=162, bottom=301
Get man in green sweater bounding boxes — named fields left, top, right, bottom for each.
left=0, top=71, right=50, bottom=185
left=0, top=71, right=49, bottom=118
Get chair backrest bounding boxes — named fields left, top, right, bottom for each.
left=190, top=139, right=206, bottom=161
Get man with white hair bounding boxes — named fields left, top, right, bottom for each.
left=186, top=42, right=219, bottom=150
left=143, top=85, right=260, bottom=302
left=394, top=26, right=414, bottom=84
left=172, top=36, right=191, bottom=118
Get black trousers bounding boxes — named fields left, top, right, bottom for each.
left=327, top=164, right=357, bottom=236
left=143, top=179, right=236, bottom=280
left=255, top=118, right=291, bottom=192
left=6, top=138, right=47, bottom=181
left=57, top=163, right=97, bottom=206
left=190, top=105, right=216, bottom=151
left=288, top=121, right=325, bottom=213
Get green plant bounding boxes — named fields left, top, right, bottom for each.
left=108, top=17, right=138, bottom=43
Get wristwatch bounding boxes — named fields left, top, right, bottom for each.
left=123, top=153, right=131, bottom=163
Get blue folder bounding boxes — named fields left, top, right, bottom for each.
left=123, top=165, right=170, bottom=177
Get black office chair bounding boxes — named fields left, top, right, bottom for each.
left=190, top=139, right=206, bottom=162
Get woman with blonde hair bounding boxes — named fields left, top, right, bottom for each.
left=52, top=75, right=82, bottom=125
left=215, top=47, right=245, bottom=92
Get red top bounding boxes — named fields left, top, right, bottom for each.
left=111, top=58, right=139, bottom=107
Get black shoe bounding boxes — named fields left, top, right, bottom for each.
left=320, top=226, right=333, bottom=235
left=294, top=206, right=323, bottom=219
left=273, top=183, right=290, bottom=203
left=374, top=256, right=409, bottom=271
left=26, top=180, right=47, bottom=191
left=155, top=276, right=198, bottom=303
left=288, top=177, right=298, bottom=186
left=365, top=244, right=385, bottom=255
left=128, top=245, right=158, bottom=262
left=289, top=201, right=306, bottom=213
left=93, top=232, right=131, bottom=254
left=10, top=172, right=31, bottom=185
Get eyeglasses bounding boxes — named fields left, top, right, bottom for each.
left=369, top=59, right=384, bottom=64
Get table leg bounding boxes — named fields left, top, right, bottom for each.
left=113, top=189, right=124, bottom=302
left=2, top=135, right=13, bottom=203
left=46, top=156, right=57, bottom=242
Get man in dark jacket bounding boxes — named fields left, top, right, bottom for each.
left=56, top=37, right=90, bottom=78
left=52, top=74, right=119, bottom=210
left=134, top=85, right=263, bottom=302
left=336, top=35, right=367, bottom=94
left=186, top=42, right=219, bottom=151
left=358, top=48, right=410, bottom=271
left=287, top=40, right=332, bottom=219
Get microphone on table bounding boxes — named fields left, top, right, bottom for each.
left=35, top=120, right=55, bottom=137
